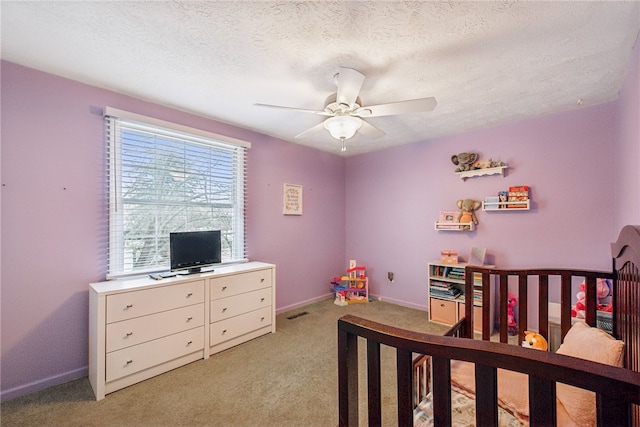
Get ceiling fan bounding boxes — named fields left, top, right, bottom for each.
left=255, top=67, right=437, bottom=152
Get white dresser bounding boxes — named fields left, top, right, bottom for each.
left=89, top=261, right=276, bottom=400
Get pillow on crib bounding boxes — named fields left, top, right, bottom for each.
left=555, top=321, right=625, bottom=426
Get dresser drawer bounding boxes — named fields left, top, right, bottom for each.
left=210, top=288, right=271, bottom=323
left=210, top=306, right=271, bottom=345
left=106, top=303, right=205, bottom=353
left=430, top=298, right=457, bottom=325
left=107, top=280, right=205, bottom=323
left=106, top=326, right=204, bottom=382
left=209, top=269, right=271, bottom=300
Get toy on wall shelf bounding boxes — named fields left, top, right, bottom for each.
left=483, top=187, right=531, bottom=211
left=451, top=152, right=478, bottom=172
left=456, top=199, right=481, bottom=230
left=522, top=331, right=548, bottom=351
left=451, top=152, right=508, bottom=180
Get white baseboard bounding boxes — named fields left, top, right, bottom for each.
left=276, top=292, right=428, bottom=314
left=276, top=293, right=333, bottom=314
left=1, top=366, right=87, bottom=402
left=370, top=294, right=428, bottom=312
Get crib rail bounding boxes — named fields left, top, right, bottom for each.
left=460, top=267, right=614, bottom=344
left=338, top=314, right=640, bottom=427
left=412, top=318, right=465, bottom=405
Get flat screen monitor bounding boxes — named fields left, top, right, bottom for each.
left=170, top=230, right=221, bottom=274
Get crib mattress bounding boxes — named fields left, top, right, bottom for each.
left=413, top=390, right=521, bottom=427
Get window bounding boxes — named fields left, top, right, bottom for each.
left=105, top=108, right=250, bottom=278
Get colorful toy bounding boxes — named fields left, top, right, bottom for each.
left=571, top=278, right=613, bottom=318
left=347, top=265, right=367, bottom=279
left=521, top=331, right=548, bottom=351
left=332, top=262, right=369, bottom=305
left=334, top=291, right=348, bottom=306
left=507, top=293, right=517, bottom=336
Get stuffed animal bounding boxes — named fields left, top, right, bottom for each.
left=571, top=278, right=613, bottom=318
left=451, top=152, right=478, bottom=172
left=522, top=331, right=548, bottom=351
left=456, top=199, right=481, bottom=229
left=507, top=293, right=517, bottom=336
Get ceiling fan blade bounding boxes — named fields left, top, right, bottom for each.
left=353, top=97, right=437, bottom=117
left=294, top=122, right=327, bottom=139
left=254, top=103, right=332, bottom=116
left=357, top=120, right=385, bottom=139
left=336, top=67, right=365, bottom=109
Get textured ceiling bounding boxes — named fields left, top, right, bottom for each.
left=2, top=1, right=639, bottom=156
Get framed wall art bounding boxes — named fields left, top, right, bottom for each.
left=283, top=183, right=303, bottom=215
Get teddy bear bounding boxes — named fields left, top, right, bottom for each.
left=522, top=331, right=548, bottom=351
left=507, top=293, right=517, bottom=336
left=571, top=278, right=613, bottom=319
left=456, top=199, right=481, bottom=229
left=451, top=152, right=478, bottom=172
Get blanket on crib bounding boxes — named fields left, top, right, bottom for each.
left=413, top=389, right=521, bottom=427
left=448, top=361, right=576, bottom=426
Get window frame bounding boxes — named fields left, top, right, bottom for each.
left=104, top=107, right=250, bottom=279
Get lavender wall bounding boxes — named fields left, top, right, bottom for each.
left=614, top=34, right=640, bottom=230
left=2, top=38, right=638, bottom=400
left=345, top=103, right=620, bottom=309
left=0, top=61, right=345, bottom=400
left=246, top=135, right=346, bottom=310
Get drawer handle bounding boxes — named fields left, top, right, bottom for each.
left=125, top=304, right=133, bottom=309
left=221, top=286, right=227, bottom=291
left=260, top=278, right=265, bottom=283
left=222, top=329, right=227, bottom=335
left=440, top=304, right=445, bottom=308
left=187, top=340, right=193, bottom=345
left=222, top=308, right=227, bottom=313
left=260, top=317, right=265, bottom=322
left=126, top=360, right=133, bottom=365
left=186, top=316, right=193, bottom=321
left=126, top=332, right=133, bottom=337
left=260, top=298, right=265, bottom=302
left=186, top=292, right=193, bottom=297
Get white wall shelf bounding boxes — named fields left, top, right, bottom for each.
left=456, top=166, right=508, bottom=180
left=482, top=200, right=530, bottom=211
left=435, top=222, right=475, bottom=231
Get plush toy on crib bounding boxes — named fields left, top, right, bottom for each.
left=507, top=293, right=517, bottom=336
left=522, top=331, right=548, bottom=351
left=571, top=278, right=613, bottom=319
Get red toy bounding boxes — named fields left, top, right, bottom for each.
left=507, top=293, right=517, bottom=336
left=571, top=278, right=613, bottom=318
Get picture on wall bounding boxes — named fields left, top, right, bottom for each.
left=283, top=183, right=303, bottom=215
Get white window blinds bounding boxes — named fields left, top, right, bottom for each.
left=105, top=107, right=250, bottom=278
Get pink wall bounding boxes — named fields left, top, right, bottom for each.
left=246, top=134, right=346, bottom=310
left=345, top=103, right=620, bottom=309
left=614, top=34, right=640, bottom=230
left=2, top=37, right=638, bottom=400
left=0, top=61, right=345, bottom=400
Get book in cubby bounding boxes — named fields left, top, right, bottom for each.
left=428, top=261, right=495, bottom=335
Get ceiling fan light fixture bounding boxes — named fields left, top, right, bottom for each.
left=323, top=115, right=362, bottom=141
